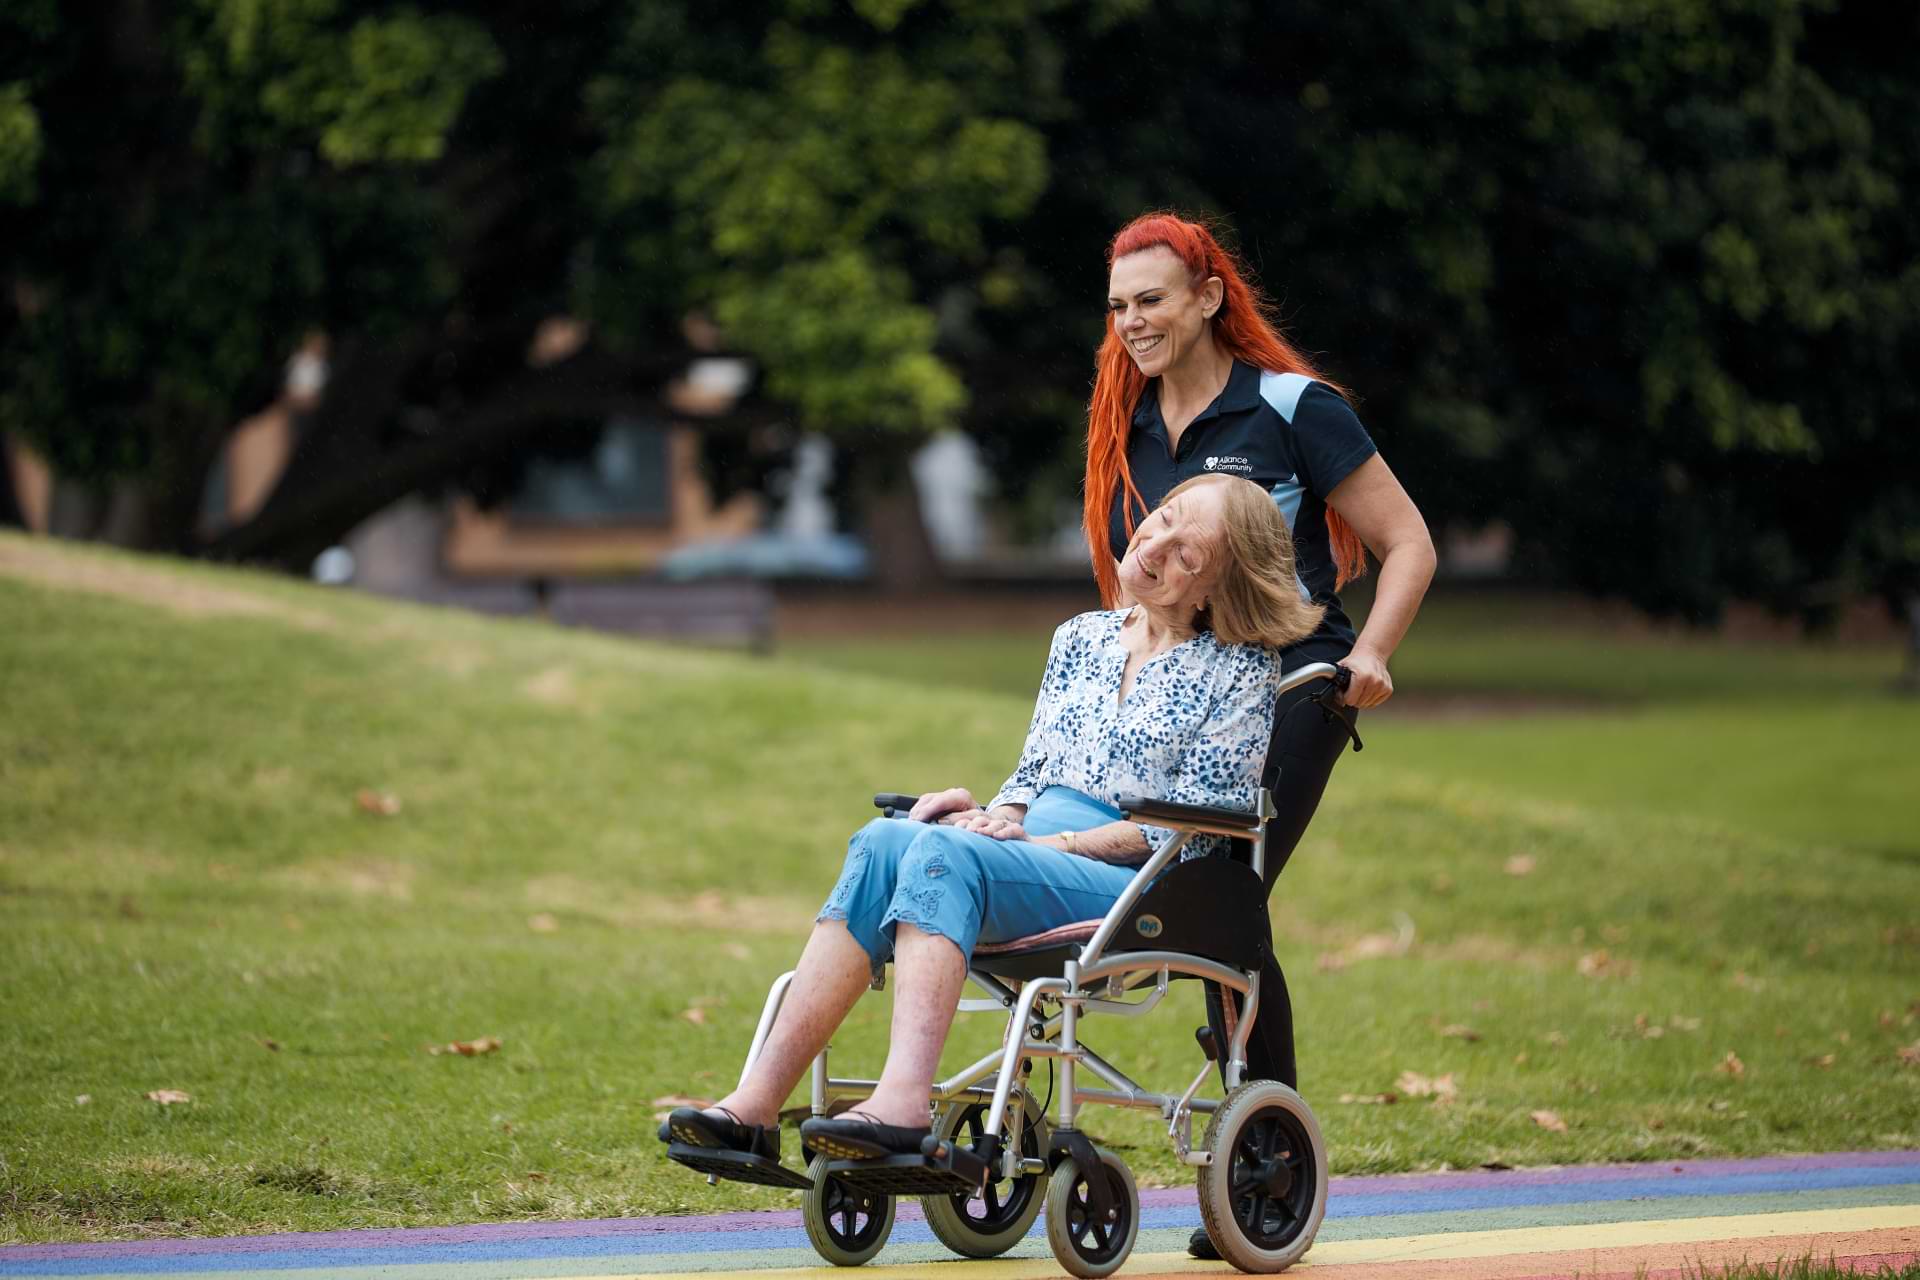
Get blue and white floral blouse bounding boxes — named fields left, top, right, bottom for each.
left=987, top=609, right=1282, bottom=865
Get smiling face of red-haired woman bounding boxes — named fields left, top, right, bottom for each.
left=1107, top=244, right=1223, bottom=379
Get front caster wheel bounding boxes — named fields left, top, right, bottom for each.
left=802, top=1154, right=895, bottom=1266
left=1196, top=1080, right=1327, bottom=1272
left=1043, top=1147, right=1137, bottom=1279
left=921, top=1096, right=1049, bottom=1257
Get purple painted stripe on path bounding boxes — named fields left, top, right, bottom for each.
left=6, top=1150, right=1912, bottom=1263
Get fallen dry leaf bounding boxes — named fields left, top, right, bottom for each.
left=1896, top=1041, right=1920, bottom=1067
left=1632, top=1014, right=1666, bottom=1040
left=1879, top=1010, right=1896, bottom=1029
left=427, top=1036, right=502, bottom=1056
left=1395, top=1071, right=1459, bottom=1104
left=1577, top=949, right=1631, bottom=979
left=354, top=789, right=402, bottom=817
left=527, top=913, right=559, bottom=934
left=146, top=1089, right=191, bottom=1105
left=1512, top=1052, right=1529, bottom=1065
left=1709, top=1099, right=1732, bottom=1112
left=1808, top=1053, right=1836, bottom=1069
left=1669, top=1015, right=1702, bottom=1032
left=74, top=1094, right=91, bottom=1106
left=1530, top=1109, right=1568, bottom=1132
left=1714, top=1051, right=1746, bottom=1078
left=679, top=1007, right=708, bottom=1026
left=1316, top=914, right=1416, bottom=973
left=1336, top=1091, right=1398, bottom=1105
left=1439, top=1023, right=1481, bottom=1042
left=1503, top=855, right=1536, bottom=877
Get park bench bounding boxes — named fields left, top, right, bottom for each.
left=408, top=577, right=774, bottom=653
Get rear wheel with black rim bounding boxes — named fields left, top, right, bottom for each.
left=1043, top=1147, right=1137, bottom=1279
left=920, top=1095, right=1049, bottom=1257
left=802, top=1154, right=895, bottom=1266
left=1196, top=1080, right=1327, bottom=1272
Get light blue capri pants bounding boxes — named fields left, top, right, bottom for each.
left=819, top=786, right=1141, bottom=970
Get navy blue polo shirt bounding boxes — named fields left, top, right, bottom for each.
left=1107, top=360, right=1378, bottom=665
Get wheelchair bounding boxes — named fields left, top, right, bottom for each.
left=665, top=661, right=1346, bottom=1276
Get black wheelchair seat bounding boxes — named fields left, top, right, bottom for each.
left=971, top=854, right=1270, bottom=981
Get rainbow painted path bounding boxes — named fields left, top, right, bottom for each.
left=6, top=1152, right=1916, bottom=1280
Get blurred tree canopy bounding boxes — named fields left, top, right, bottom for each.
left=1, top=0, right=1914, bottom=630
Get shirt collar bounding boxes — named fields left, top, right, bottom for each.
left=1131, top=359, right=1263, bottom=435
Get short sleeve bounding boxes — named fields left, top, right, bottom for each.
left=987, top=616, right=1079, bottom=812
left=1291, top=383, right=1378, bottom=498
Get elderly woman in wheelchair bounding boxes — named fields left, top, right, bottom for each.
left=660, top=473, right=1347, bottom=1276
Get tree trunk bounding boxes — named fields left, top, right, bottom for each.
left=47, top=478, right=104, bottom=540
left=97, top=477, right=152, bottom=548
left=839, top=435, right=943, bottom=593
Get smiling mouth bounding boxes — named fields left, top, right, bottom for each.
left=1130, top=335, right=1164, bottom=355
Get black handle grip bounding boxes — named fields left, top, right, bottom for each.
left=1334, top=665, right=1353, bottom=691
left=874, top=792, right=920, bottom=818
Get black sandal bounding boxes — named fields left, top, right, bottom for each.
left=799, top=1111, right=932, bottom=1160
left=661, top=1106, right=780, bottom=1161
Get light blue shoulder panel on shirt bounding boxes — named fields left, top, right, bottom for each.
left=1261, top=372, right=1316, bottom=602
left=1258, top=370, right=1314, bottom=423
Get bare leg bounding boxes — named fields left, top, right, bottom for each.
left=710, top=919, right=872, bottom=1126
left=860, top=923, right=967, bottom=1127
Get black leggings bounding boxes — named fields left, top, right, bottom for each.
left=1203, top=678, right=1356, bottom=1089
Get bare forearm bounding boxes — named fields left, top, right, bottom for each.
left=1352, top=538, right=1435, bottom=662
left=1033, top=819, right=1150, bottom=863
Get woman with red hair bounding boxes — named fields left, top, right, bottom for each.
left=1087, top=211, right=1435, bottom=1260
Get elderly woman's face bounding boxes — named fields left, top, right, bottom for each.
left=1119, top=480, right=1228, bottom=615
left=1108, top=246, right=1220, bottom=378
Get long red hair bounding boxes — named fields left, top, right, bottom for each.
left=1083, top=211, right=1368, bottom=608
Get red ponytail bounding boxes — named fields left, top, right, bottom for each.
left=1083, top=211, right=1368, bottom=608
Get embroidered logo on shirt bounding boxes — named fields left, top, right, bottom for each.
left=1204, top=455, right=1253, bottom=474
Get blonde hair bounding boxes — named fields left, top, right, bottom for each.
left=1167, top=474, right=1326, bottom=648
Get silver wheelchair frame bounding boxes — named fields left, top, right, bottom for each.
left=719, top=661, right=1342, bottom=1275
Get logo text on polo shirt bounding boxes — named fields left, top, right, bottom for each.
left=1204, top=455, right=1253, bottom=474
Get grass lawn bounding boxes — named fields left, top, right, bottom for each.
left=3, top=533, right=1918, bottom=1244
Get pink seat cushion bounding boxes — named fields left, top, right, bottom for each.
left=972, top=919, right=1103, bottom=955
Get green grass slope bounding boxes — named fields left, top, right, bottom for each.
left=2, top=532, right=1917, bottom=1244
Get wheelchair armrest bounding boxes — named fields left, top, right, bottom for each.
left=1116, top=795, right=1263, bottom=838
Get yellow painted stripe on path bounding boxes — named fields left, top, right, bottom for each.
left=561, top=1203, right=1920, bottom=1280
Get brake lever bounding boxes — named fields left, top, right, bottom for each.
left=1307, top=666, right=1364, bottom=752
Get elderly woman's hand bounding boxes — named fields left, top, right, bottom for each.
left=909, top=787, right=978, bottom=823
left=948, top=809, right=1029, bottom=841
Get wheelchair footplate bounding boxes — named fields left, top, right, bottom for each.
left=666, top=1142, right=813, bottom=1190
left=824, top=1133, right=991, bottom=1195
